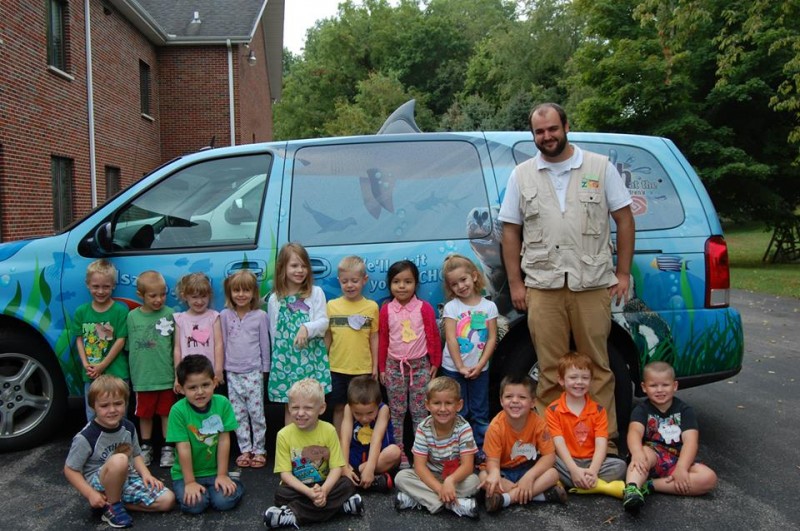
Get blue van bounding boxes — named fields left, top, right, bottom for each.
left=0, top=104, right=742, bottom=451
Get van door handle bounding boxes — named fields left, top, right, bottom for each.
left=225, top=260, right=267, bottom=279
left=310, top=258, right=331, bottom=278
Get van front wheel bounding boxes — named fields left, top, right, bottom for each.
left=0, top=332, right=67, bottom=452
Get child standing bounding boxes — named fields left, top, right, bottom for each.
left=166, top=355, right=244, bottom=514
left=440, top=254, right=498, bottom=451
left=267, top=243, right=330, bottom=426
left=126, top=271, right=176, bottom=468
left=394, top=376, right=480, bottom=518
left=324, top=256, right=379, bottom=432
left=623, top=361, right=717, bottom=514
left=545, top=351, right=626, bottom=495
left=479, top=374, right=566, bottom=513
left=64, top=375, right=175, bottom=528
left=340, top=375, right=401, bottom=491
left=173, top=273, right=224, bottom=389
left=72, top=259, right=129, bottom=421
left=378, top=260, right=441, bottom=469
left=263, top=378, right=364, bottom=529
left=220, top=270, right=270, bottom=469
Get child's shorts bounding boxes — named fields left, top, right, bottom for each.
left=327, top=372, right=370, bottom=405
left=135, top=389, right=176, bottom=418
left=500, top=462, right=535, bottom=483
left=89, top=471, right=168, bottom=506
left=647, top=442, right=681, bottom=478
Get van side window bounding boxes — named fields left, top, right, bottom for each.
left=111, top=154, right=270, bottom=251
left=512, top=141, right=684, bottom=231
left=290, top=141, right=491, bottom=246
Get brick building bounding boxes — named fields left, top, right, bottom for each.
left=0, top=0, right=284, bottom=241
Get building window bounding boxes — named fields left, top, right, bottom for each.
left=105, top=166, right=121, bottom=198
left=46, top=0, right=67, bottom=70
left=140, top=61, right=151, bottom=116
left=52, top=156, right=74, bottom=230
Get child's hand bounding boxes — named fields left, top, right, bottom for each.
left=666, top=467, right=692, bottom=494
left=480, top=471, right=502, bottom=497
left=343, top=465, right=360, bottom=485
left=429, top=364, right=438, bottom=378
left=371, top=368, right=379, bottom=381
left=85, top=364, right=99, bottom=379
left=465, top=366, right=482, bottom=379
left=628, top=453, right=649, bottom=476
left=293, top=325, right=309, bottom=349
left=215, top=474, right=237, bottom=496
left=214, top=370, right=225, bottom=386
left=87, top=490, right=107, bottom=509
left=516, top=474, right=535, bottom=504
left=458, top=365, right=471, bottom=377
left=142, top=473, right=165, bottom=491
left=311, top=484, right=327, bottom=507
left=570, top=467, right=588, bottom=489
left=183, top=481, right=206, bottom=506
left=583, top=469, right=598, bottom=489
left=379, top=372, right=386, bottom=385
left=439, top=477, right=457, bottom=503
left=173, top=377, right=181, bottom=394
left=359, top=467, right=375, bottom=489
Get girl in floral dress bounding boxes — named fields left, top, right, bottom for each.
left=267, top=243, right=330, bottom=425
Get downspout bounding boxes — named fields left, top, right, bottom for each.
left=85, top=0, right=98, bottom=206
left=226, top=39, right=235, bottom=146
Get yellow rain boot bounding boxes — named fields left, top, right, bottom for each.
left=568, top=479, right=625, bottom=499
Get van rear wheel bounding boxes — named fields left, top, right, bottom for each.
left=0, top=331, right=66, bottom=452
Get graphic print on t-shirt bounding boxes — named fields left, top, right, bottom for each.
left=291, top=445, right=330, bottom=484
left=454, top=311, right=488, bottom=353
left=646, top=413, right=682, bottom=445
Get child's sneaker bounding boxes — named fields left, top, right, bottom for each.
left=543, top=484, right=568, bottom=504
left=264, top=505, right=298, bottom=529
left=399, top=452, right=411, bottom=470
left=447, top=497, right=479, bottom=519
left=394, top=491, right=422, bottom=511
left=368, top=472, right=394, bottom=493
left=159, top=445, right=174, bottom=468
left=484, top=492, right=505, bottom=513
left=140, top=444, right=153, bottom=466
left=623, top=484, right=645, bottom=513
left=342, top=493, right=365, bottom=515
left=101, top=501, right=133, bottom=528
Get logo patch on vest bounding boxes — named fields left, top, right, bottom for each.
left=581, top=175, right=600, bottom=189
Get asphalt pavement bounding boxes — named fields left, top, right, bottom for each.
left=1, top=289, right=798, bottom=530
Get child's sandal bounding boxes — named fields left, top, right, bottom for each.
left=236, top=453, right=253, bottom=468
left=251, top=454, right=267, bottom=468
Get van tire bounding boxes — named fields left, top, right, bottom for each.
left=0, top=331, right=67, bottom=452
left=609, top=342, right=633, bottom=457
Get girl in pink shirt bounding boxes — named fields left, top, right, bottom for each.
left=378, top=260, right=441, bottom=468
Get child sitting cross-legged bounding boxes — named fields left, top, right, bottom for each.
left=340, top=375, right=401, bottom=492
left=264, top=378, right=365, bottom=529
left=479, top=374, right=567, bottom=513
left=394, top=376, right=480, bottom=519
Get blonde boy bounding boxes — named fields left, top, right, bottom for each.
left=324, top=256, right=379, bottom=432
left=623, top=362, right=717, bottom=513
left=394, top=376, right=480, bottom=519
left=72, top=259, right=129, bottom=421
left=480, top=374, right=566, bottom=513
left=127, top=271, right=176, bottom=468
left=264, top=378, right=364, bottom=529
left=546, top=351, right=626, bottom=491
left=64, top=375, right=175, bottom=528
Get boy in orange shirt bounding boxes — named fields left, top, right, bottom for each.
left=479, top=374, right=566, bottom=512
left=545, top=351, right=626, bottom=495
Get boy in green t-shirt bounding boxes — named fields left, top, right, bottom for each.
left=166, top=355, right=244, bottom=514
left=264, top=378, right=365, bottom=529
left=72, top=259, right=129, bottom=422
left=127, top=270, right=176, bottom=468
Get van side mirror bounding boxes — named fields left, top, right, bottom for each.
left=94, top=222, right=114, bottom=253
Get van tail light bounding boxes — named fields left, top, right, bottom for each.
left=705, top=235, right=730, bottom=308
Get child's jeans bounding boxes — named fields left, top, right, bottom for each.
left=395, top=468, right=480, bottom=513
left=173, top=476, right=244, bottom=514
left=274, top=477, right=355, bottom=523
left=384, top=356, right=431, bottom=450
left=439, top=368, right=489, bottom=448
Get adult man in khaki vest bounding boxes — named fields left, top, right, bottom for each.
left=498, top=103, right=635, bottom=445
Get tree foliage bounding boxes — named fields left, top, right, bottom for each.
left=275, top=0, right=800, bottom=222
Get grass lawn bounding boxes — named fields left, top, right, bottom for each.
left=724, top=223, right=800, bottom=299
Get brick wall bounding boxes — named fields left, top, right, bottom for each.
left=0, top=0, right=160, bottom=241
left=238, top=19, right=273, bottom=144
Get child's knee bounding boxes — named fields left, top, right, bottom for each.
left=383, top=444, right=402, bottom=460
left=180, top=494, right=210, bottom=515
left=693, top=465, right=717, bottom=494
left=152, top=490, right=176, bottom=512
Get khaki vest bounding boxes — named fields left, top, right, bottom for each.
left=515, top=150, right=617, bottom=291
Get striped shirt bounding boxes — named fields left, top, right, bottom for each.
left=411, top=414, right=477, bottom=477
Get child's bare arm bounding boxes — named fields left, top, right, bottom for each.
left=481, top=457, right=503, bottom=496
left=589, top=436, right=609, bottom=475
left=516, top=451, right=555, bottom=503
left=172, top=322, right=182, bottom=391
left=340, top=406, right=358, bottom=483
left=97, top=338, right=126, bottom=374
left=213, top=317, right=225, bottom=385
left=280, top=471, right=315, bottom=499
left=627, top=422, right=648, bottom=473
left=469, top=317, right=497, bottom=378
left=360, top=405, right=391, bottom=486
left=444, top=318, right=468, bottom=374
left=669, top=429, right=700, bottom=493
left=552, top=435, right=585, bottom=486
left=370, top=331, right=379, bottom=379
left=324, top=329, right=332, bottom=351
left=64, top=466, right=106, bottom=508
